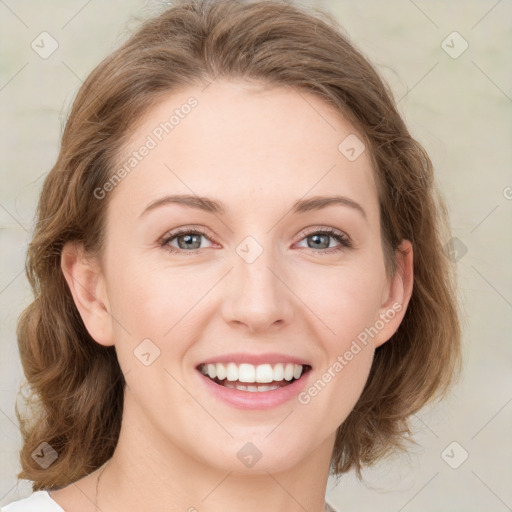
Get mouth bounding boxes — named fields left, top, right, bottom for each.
left=196, top=362, right=313, bottom=393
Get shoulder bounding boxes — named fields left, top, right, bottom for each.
left=2, top=490, right=65, bottom=512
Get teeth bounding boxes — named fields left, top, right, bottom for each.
left=256, top=364, right=274, bottom=383
left=226, top=362, right=238, bottom=382
left=284, top=363, right=294, bottom=381
left=206, top=363, right=217, bottom=379
left=273, top=363, right=284, bottom=381
left=256, top=384, right=280, bottom=392
left=239, top=363, right=255, bottom=382
left=223, top=382, right=281, bottom=392
left=200, top=362, right=305, bottom=383
left=216, top=363, right=226, bottom=381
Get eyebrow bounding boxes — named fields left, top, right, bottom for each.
left=140, top=194, right=367, bottom=220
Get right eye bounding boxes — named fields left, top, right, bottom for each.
left=160, top=228, right=215, bottom=254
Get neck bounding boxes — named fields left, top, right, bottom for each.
left=98, top=389, right=336, bottom=512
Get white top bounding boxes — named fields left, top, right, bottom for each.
left=2, top=490, right=339, bottom=511
left=1, top=491, right=64, bottom=511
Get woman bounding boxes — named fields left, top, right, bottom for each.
left=4, top=0, right=461, bottom=510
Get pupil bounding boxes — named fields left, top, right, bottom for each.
left=178, top=234, right=201, bottom=250
left=309, top=234, right=329, bottom=249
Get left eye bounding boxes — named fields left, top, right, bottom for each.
left=163, top=230, right=212, bottom=251
left=296, top=230, right=349, bottom=251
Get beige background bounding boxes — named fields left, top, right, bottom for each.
left=1, top=0, right=511, bottom=510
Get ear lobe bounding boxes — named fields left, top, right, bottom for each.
left=60, top=242, right=114, bottom=347
left=373, top=239, right=414, bottom=348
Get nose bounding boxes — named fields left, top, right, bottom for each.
left=221, top=242, right=294, bottom=334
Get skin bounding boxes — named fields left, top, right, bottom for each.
left=55, top=79, right=413, bottom=512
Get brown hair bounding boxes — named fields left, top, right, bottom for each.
left=16, top=0, right=461, bottom=490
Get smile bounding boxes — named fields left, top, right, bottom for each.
left=198, top=362, right=311, bottom=390
left=196, top=362, right=313, bottom=409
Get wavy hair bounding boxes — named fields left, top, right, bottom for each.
left=15, top=0, right=462, bottom=490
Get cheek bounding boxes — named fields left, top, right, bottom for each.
left=298, top=329, right=375, bottom=432
left=296, top=263, right=384, bottom=345
left=299, top=301, right=376, bottom=426
left=326, top=345, right=374, bottom=427
left=104, top=263, right=199, bottom=396
left=107, top=253, right=198, bottom=331
left=293, top=266, right=381, bottom=415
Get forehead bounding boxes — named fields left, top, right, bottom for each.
left=109, top=79, right=379, bottom=223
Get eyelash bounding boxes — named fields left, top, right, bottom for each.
left=159, top=226, right=352, bottom=256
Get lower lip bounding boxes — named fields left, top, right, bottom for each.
left=196, top=369, right=312, bottom=410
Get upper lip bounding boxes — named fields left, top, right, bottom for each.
left=196, top=352, right=312, bottom=368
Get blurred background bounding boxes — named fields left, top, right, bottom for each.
left=1, top=0, right=511, bottom=510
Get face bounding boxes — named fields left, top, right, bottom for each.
left=66, top=79, right=412, bottom=476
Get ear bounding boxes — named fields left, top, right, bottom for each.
left=372, top=239, right=414, bottom=348
left=61, top=242, right=114, bottom=347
